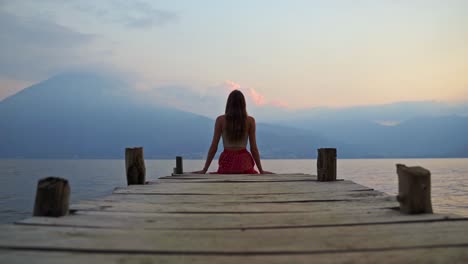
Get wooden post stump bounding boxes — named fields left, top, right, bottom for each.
left=33, top=177, right=70, bottom=217
left=125, top=147, right=146, bottom=185
left=396, top=164, right=433, bottom=214
left=317, top=148, right=337, bottom=181
left=175, top=156, right=183, bottom=174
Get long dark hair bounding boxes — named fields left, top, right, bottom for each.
left=225, top=90, right=248, bottom=142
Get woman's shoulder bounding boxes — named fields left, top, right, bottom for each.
left=216, top=114, right=225, bottom=121
left=215, top=115, right=225, bottom=126
left=247, top=116, right=256, bottom=127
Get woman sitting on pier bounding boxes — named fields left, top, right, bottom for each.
left=194, top=90, right=272, bottom=174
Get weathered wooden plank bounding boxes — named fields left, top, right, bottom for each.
left=1, top=247, right=468, bottom=264
left=68, top=192, right=391, bottom=215
left=94, top=190, right=385, bottom=205
left=113, top=180, right=372, bottom=195
left=163, top=173, right=310, bottom=178
left=1, top=221, right=468, bottom=252
left=70, top=197, right=397, bottom=214
left=17, top=210, right=462, bottom=230
left=157, top=178, right=317, bottom=183
left=158, top=174, right=316, bottom=182
left=4, top=172, right=466, bottom=264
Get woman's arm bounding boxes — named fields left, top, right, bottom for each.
left=249, top=117, right=272, bottom=174
left=194, top=116, right=223, bottom=174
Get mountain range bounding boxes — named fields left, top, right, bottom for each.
left=1, top=72, right=467, bottom=158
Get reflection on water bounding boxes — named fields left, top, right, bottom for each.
left=0, top=158, right=467, bottom=223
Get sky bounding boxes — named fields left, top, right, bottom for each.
left=1, top=0, right=467, bottom=109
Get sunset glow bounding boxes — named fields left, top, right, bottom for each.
left=0, top=1, right=467, bottom=109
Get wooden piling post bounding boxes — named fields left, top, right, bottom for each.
left=175, top=156, right=183, bottom=174
left=125, top=147, right=146, bottom=185
left=396, top=164, right=433, bottom=214
left=317, top=148, right=337, bottom=181
left=33, top=177, right=70, bottom=217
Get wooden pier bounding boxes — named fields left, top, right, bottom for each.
left=1, top=172, right=468, bottom=263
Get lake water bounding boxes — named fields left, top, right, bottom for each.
left=1, top=158, right=467, bottom=223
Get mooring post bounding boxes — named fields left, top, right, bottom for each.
left=33, top=177, right=70, bottom=217
left=396, top=164, right=433, bottom=214
left=175, top=156, right=183, bottom=174
left=125, top=147, right=146, bottom=185
left=317, top=148, right=337, bottom=181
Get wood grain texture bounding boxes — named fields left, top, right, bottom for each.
left=397, top=164, right=433, bottom=214
left=68, top=200, right=391, bottom=214
left=125, top=147, right=146, bottom=185
left=78, top=190, right=387, bottom=204
left=33, top=177, right=70, bottom=217
left=1, top=248, right=468, bottom=264
left=17, top=210, right=462, bottom=230
left=3, top=172, right=468, bottom=263
left=1, top=221, right=468, bottom=252
left=112, top=180, right=370, bottom=195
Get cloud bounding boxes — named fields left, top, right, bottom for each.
left=247, top=87, right=266, bottom=106
left=223, top=80, right=288, bottom=108
left=0, top=10, right=96, bottom=81
left=133, top=80, right=290, bottom=119
left=375, top=120, right=401, bottom=126
left=224, top=80, right=241, bottom=91
left=72, top=0, right=177, bottom=29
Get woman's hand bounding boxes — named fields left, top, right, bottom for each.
left=260, top=170, right=274, bottom=174
left=192, top=169, right=207, bottom=174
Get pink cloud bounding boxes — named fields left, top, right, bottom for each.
left=247, top=87, right=266, bottom=106
left=224, top=80, right=241, bottom=91
left=222, top=80, right=288, bottom=108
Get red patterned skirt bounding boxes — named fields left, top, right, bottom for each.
left=215, top=148, right=258, bottom=174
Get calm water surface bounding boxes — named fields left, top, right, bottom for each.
left=0, top=158, right=467, bottom=223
